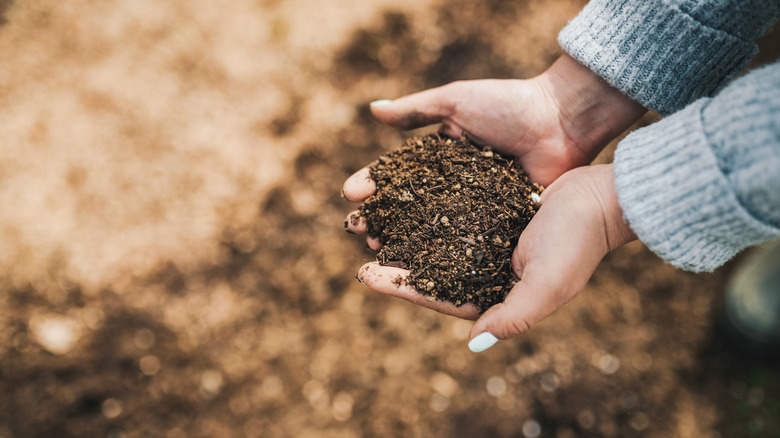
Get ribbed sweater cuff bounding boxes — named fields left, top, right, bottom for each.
left=614, top=100, right=780, bottom=272
left=559, top=0, right=757, bottom=115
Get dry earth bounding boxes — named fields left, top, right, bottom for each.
left=0, top=1, right=778, bottom=437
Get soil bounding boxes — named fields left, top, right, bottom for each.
left=358, top=134, right=542, bottom=311
left=0, top=2, right=779, bottom=438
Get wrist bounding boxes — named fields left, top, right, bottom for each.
left=537, top=54, right=646, bottom=161
left=592, top=164, right=637, bottom=251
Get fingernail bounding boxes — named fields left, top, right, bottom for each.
left=370, top=99, right=393, bottom=107
left=468, top=332, right=499, bottom=353
left=355, top=273, right=366, bottom=285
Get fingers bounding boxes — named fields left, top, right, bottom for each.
left=344, top=210, right=382, bottom=249
left=370, top=84, right=457, bottom=130
left=438, top=120, right=465, bottom=139
left=342, top=167, right=376, bottom=202
left=357, top=262, right=481, bottom=320
left=343, top=168, right=381, bottom=248
left=468, top=274, right=565, bottom=344
left=345, top=210, right=367, bottom=234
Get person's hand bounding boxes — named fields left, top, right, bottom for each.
left=345, top=53, right=644, bottom=350
left=344, top=164, right=636, bottom=351
left=343, top=166, right=483, bottom=320
left=368, top=54, right=646, bottom=186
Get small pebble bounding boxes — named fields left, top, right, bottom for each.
left=399, top=191, right=415, bottom=202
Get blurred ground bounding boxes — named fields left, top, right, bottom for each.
left=0, top=1, right=778, bottom=437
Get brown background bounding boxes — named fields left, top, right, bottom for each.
left=0, top=1, right=778, bottom=437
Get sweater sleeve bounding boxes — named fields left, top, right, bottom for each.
left=613, top=62, right=780, bottom=272
left=558, top=0, right=780, bottom=115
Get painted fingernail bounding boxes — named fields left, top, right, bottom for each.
left=370, top=99, right=393, bottom=107
left=468, top=332, right=499, bottom=353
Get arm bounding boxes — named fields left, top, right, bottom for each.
left=614, top=61, right=780, bottom=271
left=559, top=0, right=780, bottom=115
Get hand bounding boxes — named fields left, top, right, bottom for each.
left=369, top=54, right=646, bottom=186
left=465, top=164, right=636, bottom=351
left=345, top=164, right=636, bottom=351
left=345, top=53, right=645, bottom=350
left=343, top=167, right=483, bottom=321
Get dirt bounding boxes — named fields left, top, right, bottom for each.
left=358, top=134, right=541, bottom=311
left=0, top=1, right=779, bottom=438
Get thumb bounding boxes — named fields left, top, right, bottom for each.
left=370, top=83, right=457, bottom=130
left=466, top=278, right=565, bottom=353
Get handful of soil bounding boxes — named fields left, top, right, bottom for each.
left=357, top=134, right=542, bottom=312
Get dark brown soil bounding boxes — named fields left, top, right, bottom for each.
left=358, top=134, right=542, bottom=311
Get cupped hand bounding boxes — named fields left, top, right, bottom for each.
left=465, top=164, right=636, bottom=351
left=345, top=53, right=645, bottom=350
left=369, top=54, right=646, bottom=186
left=343, top=167, right=483, bottom=320
left=345, top=164, right=636, bottom=351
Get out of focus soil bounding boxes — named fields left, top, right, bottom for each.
left=0, top=1, right=778, bottom=437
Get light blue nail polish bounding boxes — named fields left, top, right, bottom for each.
left=468, top=332, right=499, bottom=353
left=370, top=99, right=393, bottom=107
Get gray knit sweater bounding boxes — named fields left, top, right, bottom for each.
left=559, top=0, right=780, bottom=272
